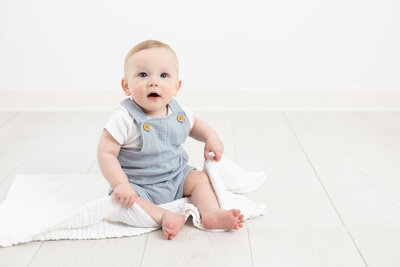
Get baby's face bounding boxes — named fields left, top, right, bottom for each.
left=122, top=47, right=181, bottom=117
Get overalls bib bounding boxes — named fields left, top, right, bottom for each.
left=108, top=98, right=195, bottom=205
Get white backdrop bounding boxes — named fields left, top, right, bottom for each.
left=0, top=0, right=399, bottom=94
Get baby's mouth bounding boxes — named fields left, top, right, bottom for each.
left=147, top=92, right=161, bottom=100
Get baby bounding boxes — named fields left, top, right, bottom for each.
left=97, top=40, right=244, bottom=240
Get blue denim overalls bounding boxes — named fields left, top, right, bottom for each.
left=108, top=98, right=195, bottom=205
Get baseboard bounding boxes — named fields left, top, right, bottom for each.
left=0, top=90, right=399, bottom=111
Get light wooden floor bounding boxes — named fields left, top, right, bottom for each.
left=0, top=111, right=400, bottom=267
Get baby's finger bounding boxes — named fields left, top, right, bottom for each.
left=211, top=151, right=218, bottom=161
left=204, top=150, right=210, bottom=161
left=214, top=152, right=221, bottom=162
left=125, top=196, right=132, bottom=207
left=122, top=197, right=128, bottom=207
left=124, top=197, right=131, bottom=207
left=128, top=197, right=135, bottom=208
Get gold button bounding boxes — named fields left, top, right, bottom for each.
left=143, top=123, right=150, bottom=131
left=177, top=114, right=185, bottom=122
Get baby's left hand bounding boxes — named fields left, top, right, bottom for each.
left=204, top=134, right=224, bottom=162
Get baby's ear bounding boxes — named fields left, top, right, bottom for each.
left=121, top=77, right=131, bottom=96
left=174, top=80, right=182, bottom=96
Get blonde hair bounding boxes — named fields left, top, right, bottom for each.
left=123, top=40, right=178, bottom=76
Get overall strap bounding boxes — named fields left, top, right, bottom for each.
left=119, top=98, right=147, bottom=123
left=168, top=98, right=183, bottom=113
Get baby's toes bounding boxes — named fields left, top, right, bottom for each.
left=164, top=230, right=175, bottom=240
left=232, top=209, right=241, bottom=218
left=234, top=224, right=243, bottom=230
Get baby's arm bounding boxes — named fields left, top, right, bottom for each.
left=97, top=129, right=137, bottom=208
left=189, top=116, right=224, bottom=161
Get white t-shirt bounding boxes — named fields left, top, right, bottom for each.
left=105, top=104, right=194, bottom=150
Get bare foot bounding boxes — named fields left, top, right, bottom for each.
left=161, top=211, right=186, bottom=240
left=201, top=209, right=245, bottom=230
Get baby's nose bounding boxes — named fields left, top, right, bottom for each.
left=148, top=80, right=159, bottom=87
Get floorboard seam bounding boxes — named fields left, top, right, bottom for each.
left=0, top=112, right=21, bottom=129
left=281, top=111, right=369, bottom=267
left=86, top=157, right=97, bottom=174
left=139, top=234, right=149, bottom=267
left=247, top=228, right=255, bottom=267
left=27, top=241, right=44, bottom=267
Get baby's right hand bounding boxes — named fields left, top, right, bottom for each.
left=111, top=182, right=138, bottom=208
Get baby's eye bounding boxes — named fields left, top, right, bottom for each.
left=160, top=73, right=168, bottom=78
left=139, top=72, right=147, bottom=78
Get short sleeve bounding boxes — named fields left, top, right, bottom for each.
left=104, top=106, right=134, bottom=145
left=181, top=106, right=194, bottom=130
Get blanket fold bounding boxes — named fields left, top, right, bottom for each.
left=0, top=158, right=266, bottom=247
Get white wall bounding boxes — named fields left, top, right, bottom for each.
left=0, top=0, right=399, bottom=93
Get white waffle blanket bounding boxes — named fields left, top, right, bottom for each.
left=0, top=158, right=266, bottom=247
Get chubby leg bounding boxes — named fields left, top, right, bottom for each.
left=117, top=193, right=185, bottom=240
left=183, top=170, right=244, bottom=230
